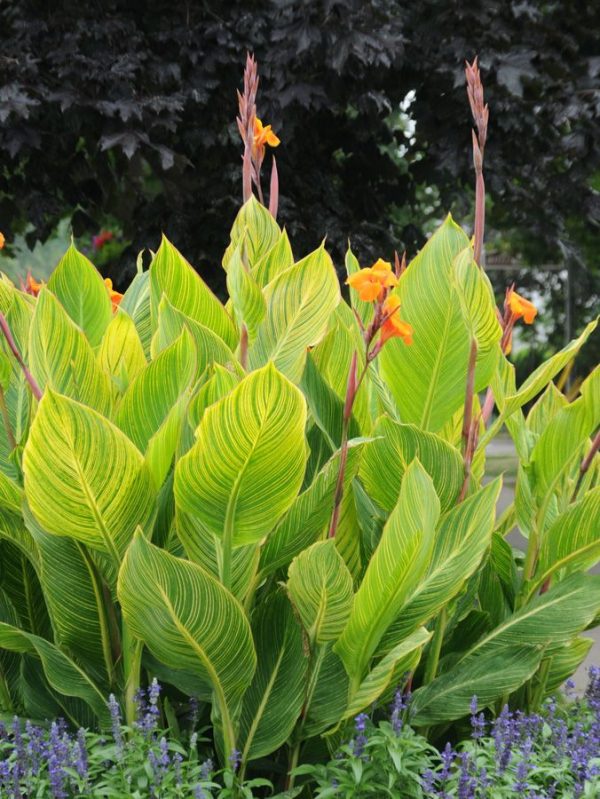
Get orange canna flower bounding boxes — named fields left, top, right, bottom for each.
left=253, top=117, right=280, bottom=151
left=0, top=232, right=5, bottom=249
left=380, top=294, right=413, bottom=345
left=508, top=289, right=537, bottom=324
left=104, top=278, right=123, bottom=312
left=346, top=258, right=398, bottom=302
left=24, top=272, right=43, bottom=297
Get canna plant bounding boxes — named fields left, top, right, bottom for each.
left=0, top=53, right=597, bottom=788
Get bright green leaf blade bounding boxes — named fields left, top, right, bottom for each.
left=238, top=592, right=307, bottom=762
left=153, top=295, right=241, bottom=377
left=116, top=329, right=196, bottom=453
left=176, top=510, right=258, bottom=602
left=97, top=309, right=147, bottom=393
left=175, top=364, right=307, bottom=547
left=259, top=441, right=363, bottom=577
left=249, top=245, right=340, bottom=383
left=251, top=229, right=294, bottom=288
left=360, top=418, right=463, bottom=513
left=379, top=478, right=502, bottom=652
left=118, top=532, right=256, bottom=711
left=29, top=289, right=113, bottom=415
left=0, top=622, right=110, bottom=726
left=379, top=217, right=474, bottom=431
left=188, top=365, right=240, bottom=430
left=499, top=318, right=598, bottom=421
left=344, top=628, right=431, bottom=718
left=536, top=487, right=600, bottom=587
left=23, top=391, right=155, bottom=562
left=411, top=573, right=600, bottom=724
left=150, top=236, right=237, bottom=349
left=120, top=270, right=152, bottom=357
left=24, top=505, right=112, bottom=689
left=545, top=638, right=593, bottom=694
left=288, top=541, right=354, bottom=644
left=222, top=196, right=281, bottom=273
left=226, top=243, right=266, bottom=339
left=47, top=244, right=112, bottom=346
left=410, top=645, right=542, bottom=725
left=334, top=460, right=439, bottom=684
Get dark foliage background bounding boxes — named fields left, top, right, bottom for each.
left=0, top=0, right=599, bottom=364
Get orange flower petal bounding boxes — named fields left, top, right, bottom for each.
left=380, top=294, right=412, bottom=345
left=508, top=290, right=537, bottom=325
left=0, top=232, right=5, bottom=250
left=25, top=273, right=43, bottom=297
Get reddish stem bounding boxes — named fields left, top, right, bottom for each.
left=571, top=428, right=600, bottom=502
left=0, top=313, right=42, bottom=400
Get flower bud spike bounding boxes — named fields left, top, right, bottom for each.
left=269, top=156, right=279, bottom=220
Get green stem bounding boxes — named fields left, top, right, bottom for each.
left=531, top=659, right=551, bottom=709
left=122, top=622, right=143, bottom=726
left=423, top=608, right=447, bottom=685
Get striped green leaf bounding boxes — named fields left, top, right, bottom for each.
left=258, top=441, right=363, bottom=577
left=249, top=245, right=340, bottom=383
left=251, top=229, right=294, bottom=288
left=360, top=418, right=463, bottom=513
left=120, top=270, right=152, bottom=357
left=502, top=318, right=598, bottom=417
left=118, top=532, right=256, bottom=752
left=379, top=478, right=502, bottom=652
left=0, top=622, right=110, bottom=726
left=145, top=397, right=188, bottom=489
left=526, top=383, right=567, bottom=436
left=23, top=391, right=155, bottom=563
left=238, top=592, right=307, bottom=762
left=115, top=329, right=196, bottom=453
left=176, top=510, right=259, bottom=602
left=287, top=541, right=354, bottom=645
left=150, top=236, right=237, bottom=349
left=226, top=243, right=266, bottom=339
left=153, top=295, right=240, bottom=377
left=47, top=244, right=112, bottom=346
left=302, top=645, right=348, bottom=738
left=411, top=573, right=600, bottom=724
left=222, top=196, right=281, bottom=273
left=188, top=365, right=240, bottom=430
left=545, top=638, right=594, bottom=694
left=97, top=309, right=147, bottom=393
left=24, top=505, right=112, bottom=689
left=482, top=318, right=599, bottom=455
left=452, top=247, right=501, bottom=382
left=29, top=290, right=113, bottom=415
left=334, top=461, right=439, bottom=686
left=175, top=364, right=307, bottom=547
left=534, top=488, right=600, bottom=589
left=379, top=217, right=496, bottom=431
left=530, top=366, right=599, bottom=502
left=410, top=645, right=542, bottom=725
left=0, top=287, right=34, bottom=474
left=300, top=353, right=361, bottom=450
left=344, top=628, right=431, bottom=718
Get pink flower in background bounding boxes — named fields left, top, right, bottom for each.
left=93, top=230, right=114, bottom=250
